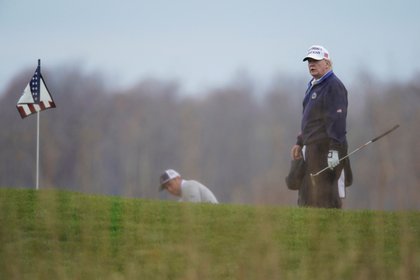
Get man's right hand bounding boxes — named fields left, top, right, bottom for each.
left=291, top=145, right=302, bottom=160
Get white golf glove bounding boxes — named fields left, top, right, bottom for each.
left=327, top=150, right=340, bottom=170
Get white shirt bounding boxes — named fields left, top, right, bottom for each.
left=179, top=180, right=218, bottom=204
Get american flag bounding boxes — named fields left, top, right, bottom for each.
left=16, top=60, right=56, bottom=119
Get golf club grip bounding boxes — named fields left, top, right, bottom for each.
left=371, top=124, right=400, bottom=142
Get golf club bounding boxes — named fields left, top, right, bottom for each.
left=310, top=124, right=400, bottom=180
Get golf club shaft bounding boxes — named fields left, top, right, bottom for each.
left=310, top=124, right=400, bottom=177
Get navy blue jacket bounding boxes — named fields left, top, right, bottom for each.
left=297, top=71, right=348, bottom=149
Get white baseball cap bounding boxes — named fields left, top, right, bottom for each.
left=303, top=45, right=330, bottom=61
left=159, top=169, right=180, bottom=190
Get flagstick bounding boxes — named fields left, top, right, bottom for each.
left=36, top=111, right=40, bottom=190
left=36, top=59, right=41, bottom=190
left=16, top=58, right=55, bottom=191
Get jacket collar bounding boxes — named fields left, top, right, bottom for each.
left=307, top=70, right=334, bottom=88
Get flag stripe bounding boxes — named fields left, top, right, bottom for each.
left=28, top=104, right=36, bottom=114
left=17, top=106, right=27, bottom=118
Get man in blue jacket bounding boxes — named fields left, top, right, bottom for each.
left=290, top=45, right=352, bottom=208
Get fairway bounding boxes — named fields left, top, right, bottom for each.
left=0, top=189, right=419, bottom=279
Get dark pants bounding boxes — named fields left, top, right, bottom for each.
left=298, top=140, right=345, bottom=209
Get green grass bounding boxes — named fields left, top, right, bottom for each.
left=1, top=189, right=419, bottom=279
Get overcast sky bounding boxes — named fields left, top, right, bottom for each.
left=1, top=0, right=419, bottom=94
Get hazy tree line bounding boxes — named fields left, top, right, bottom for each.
left=1, top=65, right=419, bottom=210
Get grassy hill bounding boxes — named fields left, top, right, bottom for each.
left=0, top=188, right=419, bottom=279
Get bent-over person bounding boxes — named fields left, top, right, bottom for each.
left=159, top=169, right=218, bottom=204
